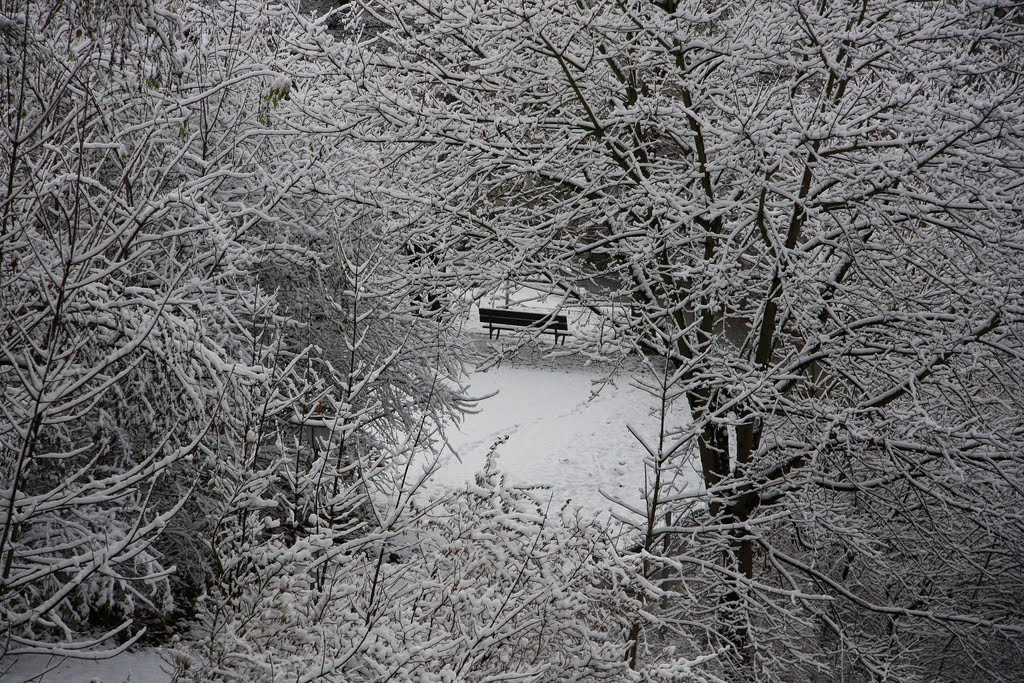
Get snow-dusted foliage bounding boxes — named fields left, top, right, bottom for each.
left=0, top=0, right=470, bottom=658
left=354, top=0, right=1024, bottom=679
left=0, top=0, right=251, bottom=652
left=177, top=455, right=684, bottom=683
left=6, top=0, right=1023, bottom=678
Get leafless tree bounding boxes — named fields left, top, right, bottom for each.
left=353, top=0, right=1024, bottom=678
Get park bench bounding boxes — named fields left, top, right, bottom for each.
left=478, top=307, right=569, bottom=345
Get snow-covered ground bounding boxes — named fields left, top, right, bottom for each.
left=0, top=650, right=174, bottom=683
left=429, top=343, right=701, bottom=519
left=426, top=285, right=701, bottom=518
left=428, top=286, right=700, bottom=516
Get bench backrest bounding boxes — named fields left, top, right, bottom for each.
left=478, top=307, right=569, bottom=331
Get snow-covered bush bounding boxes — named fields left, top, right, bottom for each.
left=0, top=0, right=232, bottom=652
left=1, top=0, right=474, bottom=658
left=178, top=454, right=680, bottom=682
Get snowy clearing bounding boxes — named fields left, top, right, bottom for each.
left=429, top=342, right=702, bottom=519
left=0, top=650, right=174, bottom=683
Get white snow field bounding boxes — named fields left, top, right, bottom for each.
left=432, top=284, right=701, bottom=518
left=0, top=650, right=175, bottom=683
left=432, top=347, right=700, bottom=517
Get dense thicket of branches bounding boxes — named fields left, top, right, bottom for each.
left=1, top=1, right=668, bottom=680
left=3, top=0, right=1023, bottom=680
left=353, top=0, right=1024, bottom=679
left=0, top=0, right=473, bottom=661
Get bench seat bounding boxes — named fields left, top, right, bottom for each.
left=478, top=307, right=569, bottom=345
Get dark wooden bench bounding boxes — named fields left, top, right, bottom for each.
left=478, top=307, right=569, bottom=345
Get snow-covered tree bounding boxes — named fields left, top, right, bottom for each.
left=0, top=0, right=237, bottom=653
left=353, top=0, right=1024, bottom=678
left=0, top=0, right=470, bottom=658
